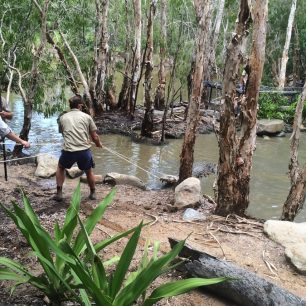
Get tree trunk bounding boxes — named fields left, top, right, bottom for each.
left=209, top=0, right=225, bottom=79
left=94, top=0, right=109, bottom=115
left=281, top=81, right=306, bottom=221
left=154, top=0, right=167, bottom=110
left=13, top=0, right=50, bottom=156
left=141, top=0, right=157, bottom=137
left=128, top=0, right=141, bottom=115
left=118, top=0, right=132, bottom=111
left=178, top=0, right=211, bottom=183
left=216, top=0, right=268, bottom=216
left=60, top=31, right=95, bottom=116
left=278, top=0, right=297, bottom=90
left=169, top=239, right=306, bottom=306
left=292, top=24, right=302, bottom=86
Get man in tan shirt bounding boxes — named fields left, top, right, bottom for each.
left=55, top=95, right=102, bottom=201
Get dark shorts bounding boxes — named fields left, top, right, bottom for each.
left=59, top=149, right=95, bottom=171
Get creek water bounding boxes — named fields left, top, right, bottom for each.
left=6, top=97, right=306, bottom=222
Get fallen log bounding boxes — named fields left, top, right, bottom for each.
left=169, top=238, right=306, bottom=306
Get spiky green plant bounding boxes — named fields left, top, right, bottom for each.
left=0, top=184, right=227, bottom=305
left=0, top=183, right=140, bottom=303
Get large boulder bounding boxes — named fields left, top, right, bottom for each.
left=174, top=177, right=201, bottom=209
left=263, top=220, right=306, bottom=245
left=257, top=119, right=284, bottom=135
left=103, top=172, right=146, bottom=190
left=264, top=220, right=306, bottom=274
left=35, top=154, right=58, bottom=178
left=285, top=243, right=306, bottom=274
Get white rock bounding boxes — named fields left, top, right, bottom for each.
left=263, top=220, right=306, bottom=246
left=183, top=208, right=206, bottom=221
left=35, top=154, right=58, bottom=178
left=264, top=220, right=306, bottom=274
left=174, top=177, right=201, bottom=209
left=257, top=119, right=284, bottom=135
left=285, top=243, right=306, bottom=274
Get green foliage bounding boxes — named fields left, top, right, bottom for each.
left=258, top=92, right=298, bottom=123
left=0, top=183, right=117, bottom=303
left=0, top=184, right=227, bottom=305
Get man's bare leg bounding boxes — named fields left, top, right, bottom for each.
left=55, top=163, right=65, bottom=201
left=85, top=168, right=96, bottom=200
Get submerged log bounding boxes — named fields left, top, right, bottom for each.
left=169, top=238, right=306, bottom=306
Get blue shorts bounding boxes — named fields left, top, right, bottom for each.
left=59, top=149, right=95, bottom=171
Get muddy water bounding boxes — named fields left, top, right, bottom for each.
left=7, top=98, right=306, bottom=222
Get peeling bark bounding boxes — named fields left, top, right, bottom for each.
left=178, top=0, right=211, bottom=182
left=94, top=0, right=109, bottom=114
left=129, top=0, right=141, bottom=115
left=154, top=0, right=167, bottom=110
left=141, top=0, right=157, bottom=137
left=281, top=81, right=306, bottom=221
left=216, top=0, right=268, bottom=216
left=118, top=0, right=133, bottom=111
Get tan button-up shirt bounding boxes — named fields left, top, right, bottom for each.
left=58, top=109, right=97, bottom=152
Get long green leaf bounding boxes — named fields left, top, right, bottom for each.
left=62, top=182, right=82, bottom=242
left=113, top=239, right=185, bottom=306
left=0, top=268, right=30, bottom=282
left=143, top=277, right=228, bottom=306
left=77, top=216, right=109, bottom=292
left=21, top=190, right=41, bottom=227
left=0, top=258, right=50, bottom=291
left=73, top=188, right=116, bottom=256
left=110, top=221, right=143, bottom=299
left=93, top=255, right=109, bottom=293
left=94, top=222, right=147, bottom=253
left=59, top=241, right=112, bottom=306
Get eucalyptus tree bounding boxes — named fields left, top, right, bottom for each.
left=154, top=0, right=167, bottom=110
left=141, top=0, right=157, bottom=137
left=281, top=81, right=306, bottom=221
left=93, top=0, right=110, bottom=114
left=128, top=0, right=142, bottom=115
left=2, top=0, right=50, bottom=156
left=209, top=0, right=225, bottom=80
left=215, top=0, right=268, bottom=216
left=117, top=0, right=133, bottom=111
left=178, top=0, right=212, bottom=183
left=278, top=0, right=297, bottom=90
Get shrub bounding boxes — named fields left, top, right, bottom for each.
left=258, top=93, right=292, bottom=122
left=0, top=184, right=227, bottom=305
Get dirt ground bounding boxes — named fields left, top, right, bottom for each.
left=0, top=164, right=306, bottom=306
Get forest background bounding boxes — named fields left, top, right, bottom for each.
left=0, top=0, right=306, bottom=220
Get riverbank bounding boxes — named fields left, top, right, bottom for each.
left=0, top=164, right=305, bottom=305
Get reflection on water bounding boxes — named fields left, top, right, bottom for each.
left=7, top=97, right=306, bottom=222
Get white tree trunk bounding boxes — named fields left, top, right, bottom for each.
left=278, top=0, right=297, bottom=90
left=60, top=31, right=94, bottom=116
